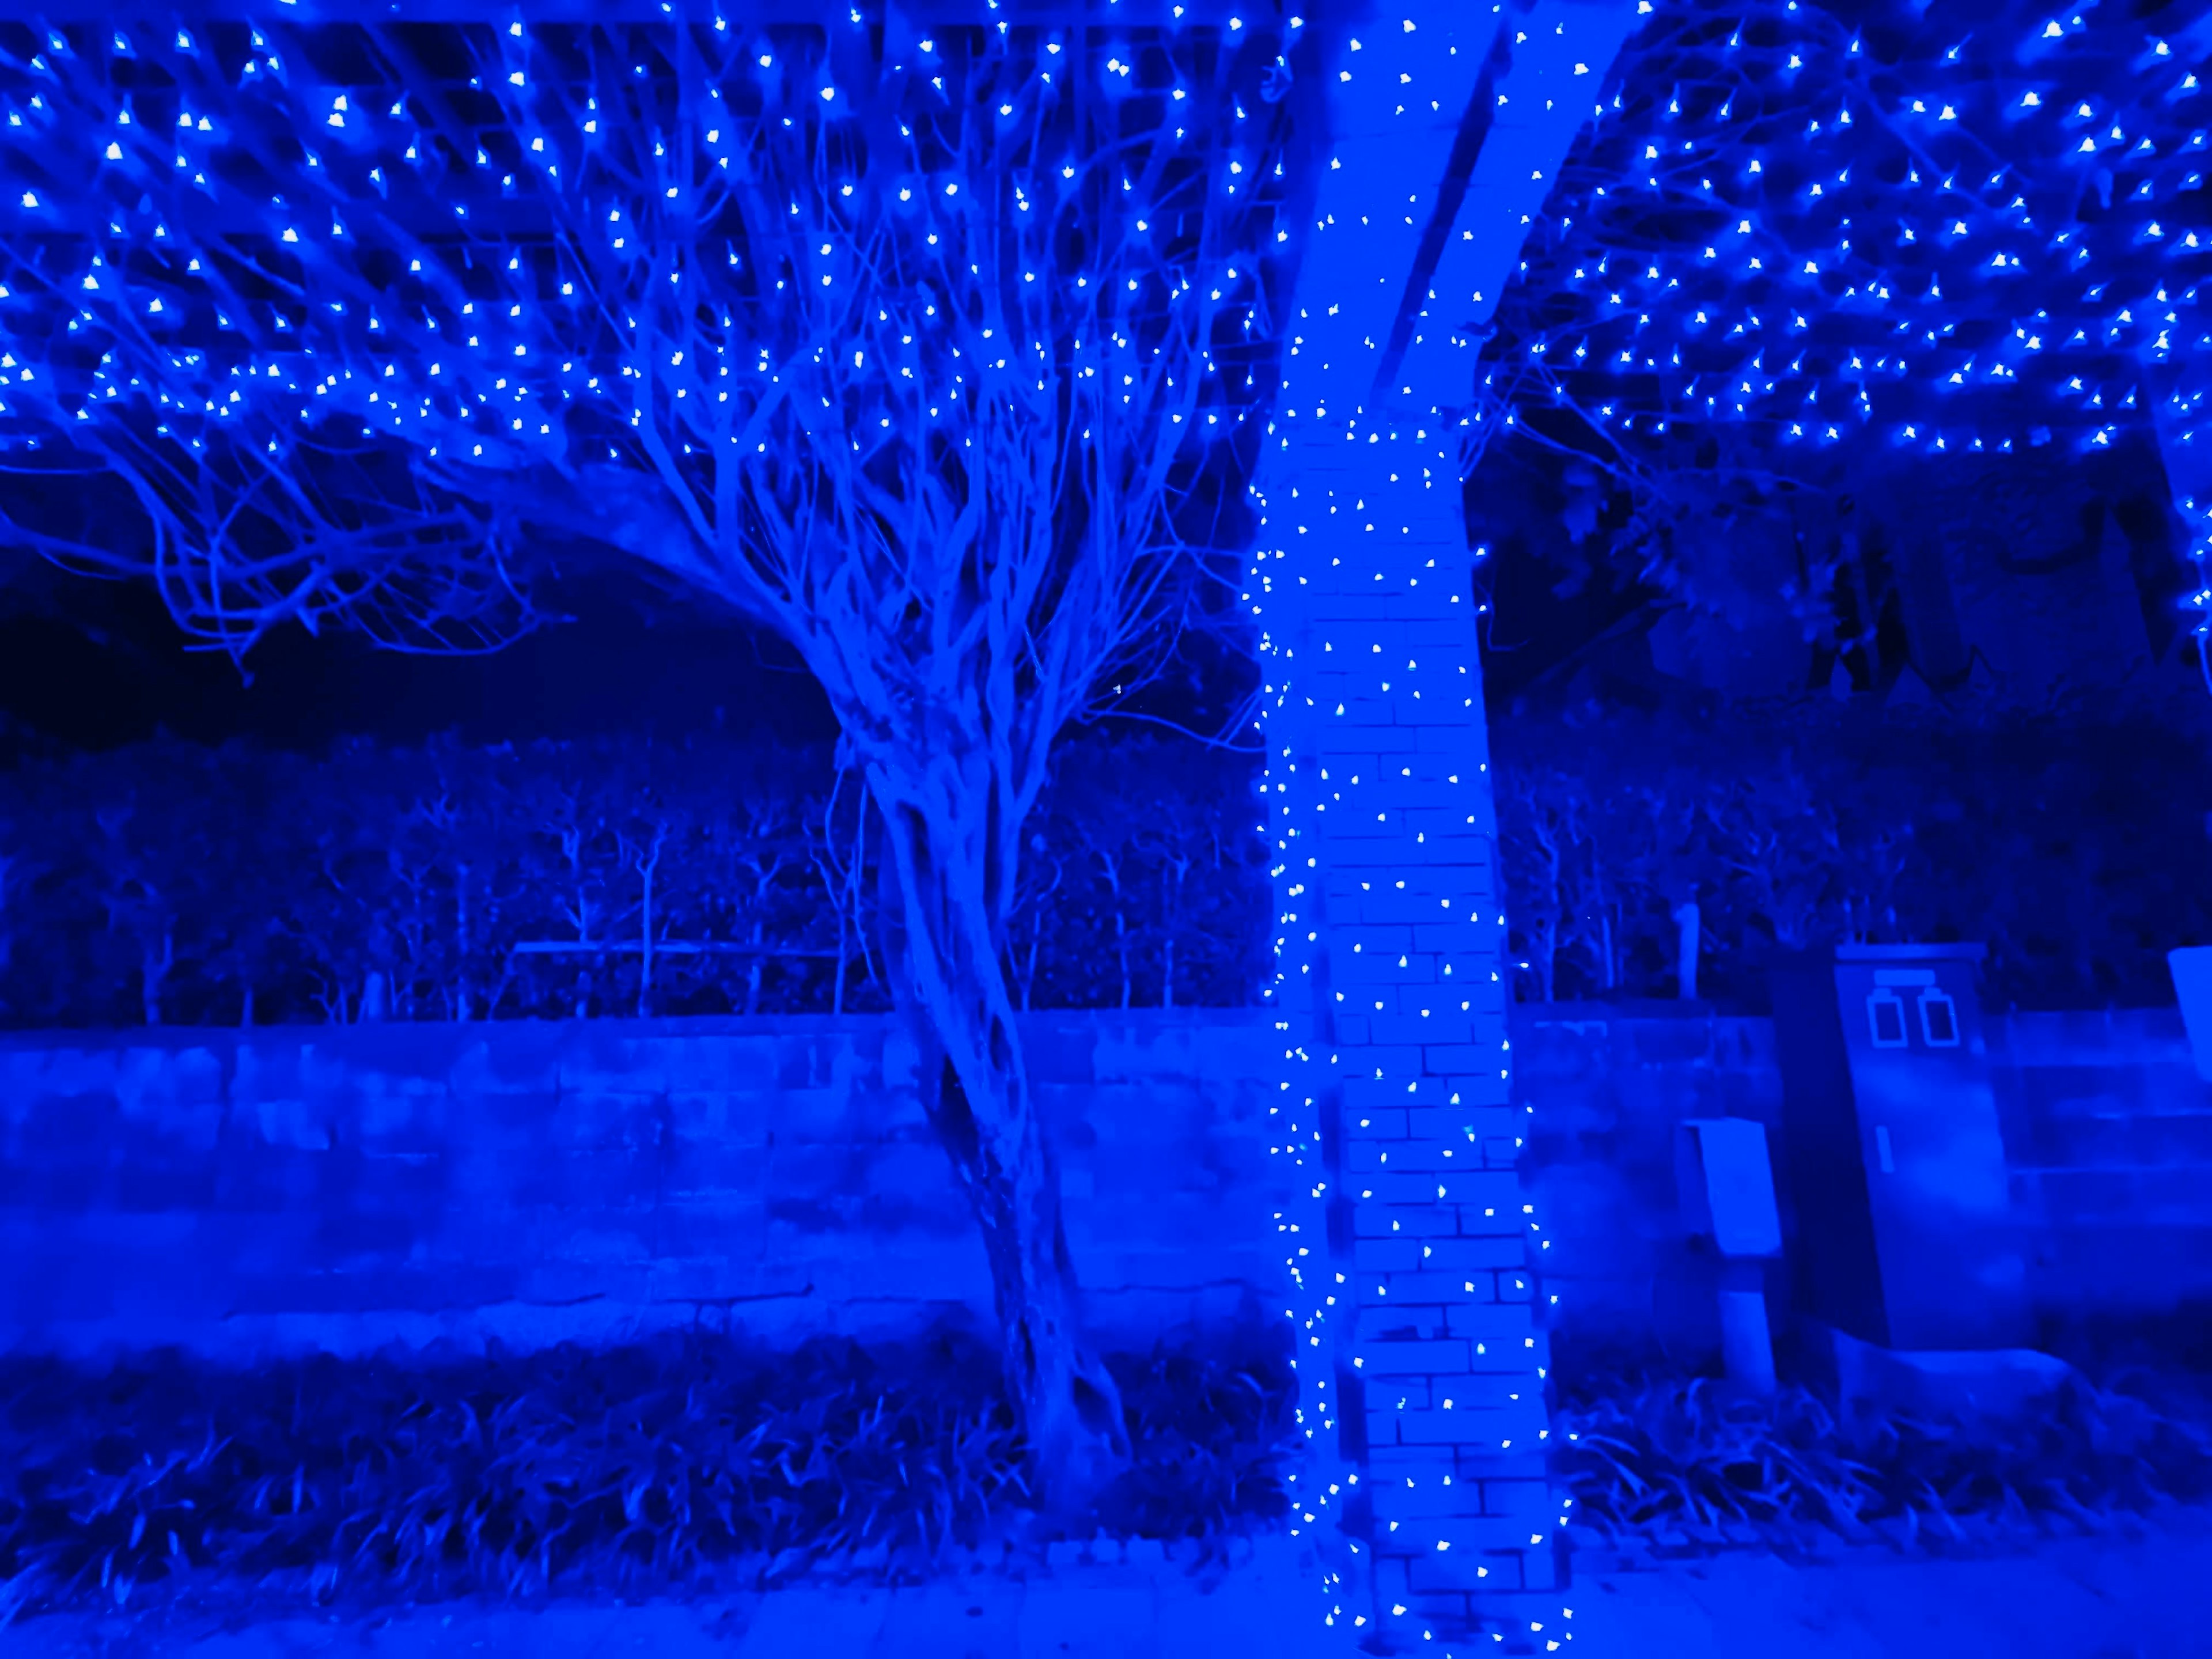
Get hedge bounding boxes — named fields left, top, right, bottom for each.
left=0, top=702, right=2201, bottom=1028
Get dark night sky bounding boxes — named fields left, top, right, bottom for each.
left=0, top=558, right=843, bottom=756
left=0, top=535, right=1291, bottom=761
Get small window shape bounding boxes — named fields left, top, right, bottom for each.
left=1917, top=988, right=1960, bottom=1047
left=1866, top=987, right=1909, bottom=1048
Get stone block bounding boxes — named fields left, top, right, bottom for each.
left=642, top=1255, right=801, bottom=1306
left=535, top=1211, right=657, bottom=1266
left=659, top=1089, right=770, bottom=1145
left=1346, top=1108, right=1412, bottom=1141
left=1406, top=1546, right=1527, bottom=1593
left=1368, top=1141, right=1482, bottom=1176
left=1354, top=1237, right=1422, bottom=1272
left=1394, top=1408, right=1508, bottom=1446
left=1371, top=1009, right=1478, bottom=1044
left=1355, top=1336, right=1471, bottom=1376
left=445, top=1036, right=562, bottom=1100
left=1518, top=1539, right=1563, bottom=1594
left=1332, top=950, right=1438, bottom=988
left=1354, top=1171, right=1455, bottom=1204
left=1367, top=1373, right=1433, bottom=1411
left=1323, top=724, right=1425, bottom=756
left=1354, top=1304, right=1450, bottom=1343
left=1480, top=1478, right=1556, bottom=1522
left=1366, top=1472, right=1476, bottom=1522
left=1397, top=1591, right=1475, bottom=1635
left=1433, top=1372, right=1538, bottom=1413
left=656, top=1143, right=772, bottom=1202
left=645, top=1194, right=770, bottom=1258
left=1422, top=1044, right=1507, bottom=1074
left=507, top=1146, right=664, bottom=1210
left=1421, top=1236, right=1527, bottom=1272
left=1445, top=1302, right=1538, bottom=1345
left=1346, top=1142, right=1421, bottom=1175
left=1367, top=1552, right=1410, bottom=1602
left=1361, top=1268, right=1477, bottom=1309
left=253, top=1096, right=338, bottom=1153
left=1620, top=1017, right=1728, bottom=1067
left=1442, top=1070, right=1514, bottom=1108
left=310, top=1203, right=428, bottom=1264
left=1405, top=1105, right=1516, bottom=1143
left=1350, top=1204, right=1461, bottom=1238
left=1430, top=1171, right=1525, bottom=1219
left=1358, top=891, right=1461, bottom=927
left=514, top=1260, right=654, bottom=1308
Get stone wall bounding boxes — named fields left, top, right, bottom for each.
left=0, top=1013, right=1292, bottom=1365
left=2, top=1004, right=2205, bottom=1369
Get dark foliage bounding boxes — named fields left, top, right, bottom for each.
left=1552, top=1355, right=2212, bottom=1553
left=0, top=726, right=1271, bottom=1028
left=2, top=698, right=2206, bottom=1027
left=1495, top=697, right=2212, bottom=1012
left=0, top=1324, right=1298, bottom=1624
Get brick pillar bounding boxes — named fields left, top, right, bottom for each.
left=1255, top=415, right=1567, bottom=1657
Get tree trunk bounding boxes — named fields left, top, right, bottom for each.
left=744, top=921, right=765, bottom=1016
left=1673, top=899, right=1702, bottom=1001
left=141, top=927, right=173, bottom=1027
left=871, top=793, right=1130, bottom=1527
left=455, top=862, right=475, bottom=1022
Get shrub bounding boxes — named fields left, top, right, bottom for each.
left=0, top=1324, right=1299, bottom=1624
left=1551, top=1361, right=2212, bottom=1552
left=0, top=729, right=1271, bottom=1028
left=2, top=697, right=2205, bottom=1027
left=1494, top=698, right=2212, bottom=1012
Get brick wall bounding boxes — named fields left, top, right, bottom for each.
left=1511, top=1001, right=2212, bottom=1368
left=2, top=1005, right=2204, bottom=1368
left=0, top=1013, right=1293, bottom=1365
left=1987, top=1007, right=2212, bottom=1322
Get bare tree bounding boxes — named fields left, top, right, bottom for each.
left=0, top=15, right=1289, bottom=1515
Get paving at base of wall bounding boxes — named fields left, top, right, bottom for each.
left=5, top=1516, right=2208, bottom=1657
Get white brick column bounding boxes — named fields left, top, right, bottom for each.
left=1243, top=3, right=1641, bottom=1649
left=1253, top=414, right=1566, bottom=1657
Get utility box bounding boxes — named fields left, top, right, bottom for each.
left=2168, top=946, right=2212, bottom=1083
left=1768, top=942, right=2029, bottom=1353
left=1675, top=1118, right=1783, bottom=1260
left=1675, top=1118, right=1784, bottom=1395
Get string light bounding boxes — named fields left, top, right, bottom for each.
left=0, top=13, right=1270, bottom=656
left=1471, top=0, right=2208, bottom=672
left=0, top=10, right=1567, bottom=1654
left=1244, top=10, right=1572, bottom=1654
left=0, top=9, right=2201, bottom=1656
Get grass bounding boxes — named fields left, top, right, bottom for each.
left=1551, top=1357, right=2212, bottom=1554
left=0, top=1322, right=1300, bottom=1626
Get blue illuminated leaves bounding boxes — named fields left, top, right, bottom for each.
left=1486, top=0, right=2209, bottom=470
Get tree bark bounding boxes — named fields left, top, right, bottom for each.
left=870, top=793, right=1130, bottom=1528
left=1673, top=899, right=1702, bottom=1001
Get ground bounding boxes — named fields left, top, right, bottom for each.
left=3, top=1515, right=2207, bottom=1657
